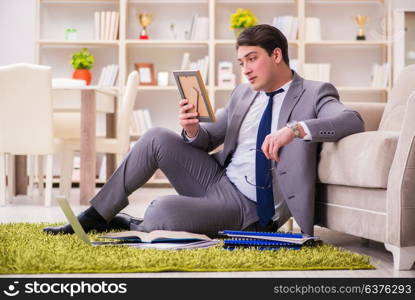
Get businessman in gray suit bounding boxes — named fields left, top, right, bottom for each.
left=44, top=24, right=364, bottom=237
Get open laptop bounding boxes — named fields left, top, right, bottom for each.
left=56, top=196, right=126, bottom=246
left=56, top=196, right=220, bottom=250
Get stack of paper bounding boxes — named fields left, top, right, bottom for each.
left=94, top=11, right=120, bottom=40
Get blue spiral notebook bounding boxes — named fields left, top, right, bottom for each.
left=219, top=230, right=319, bottom=250
left=223, top=238, right=301, bottom=251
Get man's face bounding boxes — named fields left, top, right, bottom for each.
left=237, top=45, right=281, bottom=92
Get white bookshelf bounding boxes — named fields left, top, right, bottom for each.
left=393, top=9, right=415, bottom=82
left=37, top=40, right=120, bottom=46
left=35, top=0, right=393, bottom=134
left=304, top=40, right=390, bottom=46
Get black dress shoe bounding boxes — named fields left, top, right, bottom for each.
left=43, top=213, right=144, bottom=235
left=108, top=213, right=143, bottom=230
left=43, top=209, right=109, bottom=235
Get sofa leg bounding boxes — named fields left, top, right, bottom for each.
left=384, top=244, right=415, bottom=270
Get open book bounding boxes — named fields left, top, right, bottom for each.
left=99, top=230, right=211, bottom=243
left=129, top=240, right=219, bottom=250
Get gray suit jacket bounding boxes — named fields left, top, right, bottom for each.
left=185, top=71, right=364, bottom=235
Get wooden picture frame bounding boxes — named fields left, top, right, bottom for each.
left=173, top=70, right=216, bottom=122
left=134, top=63, right=156, bottom=85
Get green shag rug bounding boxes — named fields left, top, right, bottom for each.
left=0, top=223, right=375, bottom=274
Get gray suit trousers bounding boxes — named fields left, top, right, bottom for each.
left=90, top=127, right=259, bottom=237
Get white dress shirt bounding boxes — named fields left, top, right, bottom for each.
left=226, top=81, right=311, bottom=203
left=186, top=80, right=311, bottom=208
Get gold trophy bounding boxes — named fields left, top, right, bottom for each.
left=354, top=15, right=368, bottom=40
left=137, top=12, right=153, bottom=40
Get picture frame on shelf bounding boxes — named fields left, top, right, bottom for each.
left=135, top=63, right=156, bottom=86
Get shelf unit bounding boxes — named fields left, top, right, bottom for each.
left=393, top=9, right=415, bottom=82
left=35, top=0, right=392, bottom=134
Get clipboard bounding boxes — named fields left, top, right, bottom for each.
left=173, top=70, right=216, bottom=122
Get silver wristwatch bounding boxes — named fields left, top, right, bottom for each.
left=286, top=120, right=301, bottom=138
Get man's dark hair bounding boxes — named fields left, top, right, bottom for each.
left=236, top=24, right=290, bottom=66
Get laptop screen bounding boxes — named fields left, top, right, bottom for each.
left=57, top=196, right=91, bottom=245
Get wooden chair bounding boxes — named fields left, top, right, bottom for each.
left=59, top=71, right=139, bottom=199
left=0, top=63, right=64, bottom=206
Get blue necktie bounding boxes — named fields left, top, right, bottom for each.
left=256, top=88, right=284, bottom=227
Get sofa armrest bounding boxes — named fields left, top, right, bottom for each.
left=344, top=102, right=385, bottom=131
left=318, top=131, right=399, bottom=188
left=386, top=91, right=415, bottom=246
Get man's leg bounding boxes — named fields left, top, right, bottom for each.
left=91, top=127, right=223, bottom=220
left=131, top=175, right=259, bottom=237
left=44, top=127, right=223, bottom=234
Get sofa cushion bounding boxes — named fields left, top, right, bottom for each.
left=318, top=131, right=399, bottom=188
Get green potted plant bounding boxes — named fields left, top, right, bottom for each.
left=230, top=8, right=258, bottom=38
left=70, top=48, right=94, bottom=85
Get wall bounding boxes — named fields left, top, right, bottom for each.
left=0, top=0, right=36, bottom=65
left=393, top=0, right=415, bottom=10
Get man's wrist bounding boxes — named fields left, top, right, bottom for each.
left=286, top=121, right=305, bottom=139
left=296, top=123, right=306, bottom=138
left=185, top=128, right=199, bottom=139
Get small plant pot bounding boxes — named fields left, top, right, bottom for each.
left=72, top=69, right=91, bottom=85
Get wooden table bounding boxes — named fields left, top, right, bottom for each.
left=55, top=86, right=117, bottom=204
left=79, top=88, right=97, bottom=203
left=14, top=86, right=117, bottom=205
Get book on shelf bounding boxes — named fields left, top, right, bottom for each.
left=105, top=11, right=112, bottom=40
left=130, top=108, right=153, bottom=136
left=94, top=12, right=100, bottom=40
left=371, top=63, right=389, bottom=88
left=305, top=17, right=322, bottom=41
left=188, top=14, right=209, bottom=40
left=100, top=11, right=105, bottom=40
left=272, top=16, right=298, bottom=40
left=188, top=13, right=198, bottom=40
left=192, top=17, right=209, bottom=40
left=180, top=53, right=209, bottom=83
left=114, top=11, right=120, bottom=41
left=303, top=63, right=330, bottom=82
left=97, top=64, right=119, bottom=87
left=142, top=109, right=153, bottom=131
left=180, top=52, right=191, bottom=70
left=109, top=10, right=116, bottom=41
left=95, top=11, right=119, bottom=40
